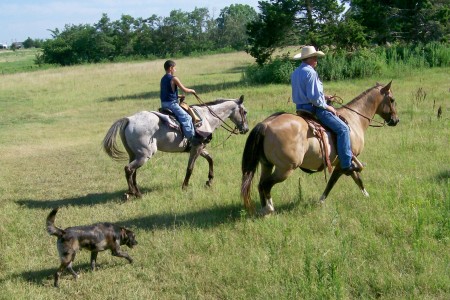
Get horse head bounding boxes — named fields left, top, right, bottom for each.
left=230, top=95, right=249, bottom=134
left=377, top=81, right=399, bottom=126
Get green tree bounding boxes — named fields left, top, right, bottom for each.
left=347, top=0, right=449, bottom=44
left=132, top=15, right=159, bottom=56
left=247, top=0, right=345, bottom=65
left=155, top=10, right=191, bottom=56
left=217, top=4, right=258, bottom=50
left=187, top=7, right=213, bottom=52
left=111, top=14, right=136, bottom=56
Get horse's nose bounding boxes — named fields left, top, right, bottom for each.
left=241, top=126, right=249, bottom=134
left=388, top=118, right=399, bottom=126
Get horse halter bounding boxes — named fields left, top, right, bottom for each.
left=384, top=93, right=398, bottom=126
left=193, top=93, right=246, bottom=134
left=330, top=90, right=396, bottom=127
left=236, top=105, right=248, bottom=134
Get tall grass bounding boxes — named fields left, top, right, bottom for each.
left=0, top=51, right=448, bottom=299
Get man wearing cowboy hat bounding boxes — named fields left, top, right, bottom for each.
left=291, top=46, right=360, bottom=175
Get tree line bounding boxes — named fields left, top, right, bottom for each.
left=24, top=1, right=448, bottom=66
left=36, top=4, right=257, bottom=66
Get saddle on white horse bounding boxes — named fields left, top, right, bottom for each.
left=153, top=104, right=213, bottom=140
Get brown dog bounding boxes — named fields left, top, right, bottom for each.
left=46, top=207, right=137, bottom=287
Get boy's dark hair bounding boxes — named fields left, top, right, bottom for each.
left=164, top=60, right=176, bottom=71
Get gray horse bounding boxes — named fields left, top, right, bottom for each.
left=103, top=96, right=248, bottom=200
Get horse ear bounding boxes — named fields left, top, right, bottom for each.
left=381, top=81, right=392, bottom=93
left=238, top=95, right=244, bottom=104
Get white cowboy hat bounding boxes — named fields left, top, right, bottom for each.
left=293, top=46, right=325, bottom=60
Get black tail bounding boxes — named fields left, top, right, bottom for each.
left=241, top=122, right=267, bottom=213
left=46, top=208, right=64, bottom=237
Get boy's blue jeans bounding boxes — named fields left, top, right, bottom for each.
left=297, top=103, right=353, bottom=169
left=162, top=101, right=195, bottom=139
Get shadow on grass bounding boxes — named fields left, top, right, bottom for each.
left=119, top=203, right=241, bottom=230
left=99, top=81, right=244, bottom=102
left=5, top=261, right=122, bottom=287
left=119, top=200, right=302, bottom=231
left=435, top=170, right=449, bottom=182
left=15, top=188, right=153, bottom=209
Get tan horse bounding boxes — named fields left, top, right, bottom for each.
left=241, top=82, right=399, bottom=215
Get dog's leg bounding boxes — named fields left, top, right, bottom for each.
left=90, top=252, right=98, bottom=271
left=54, top=260, right=78, bottom=287
left=54, top=264, right=64, bottom=287
left=111, top=249, right=133, bottom=263
left=66, top=261, right=79, bottom=279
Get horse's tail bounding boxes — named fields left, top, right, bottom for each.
left=241, top=122, right=267, bottom=214
left=102, top=118, right=129, bottom=161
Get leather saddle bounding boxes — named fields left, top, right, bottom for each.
left=296, top=110, right=336, bottom=174
left=158, top=103, right=203, bottom=128
left=296, top=110, right=364, bottom=176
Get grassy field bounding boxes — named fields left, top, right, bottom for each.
left=0, top=51, right=448, bottom=299
left=0, top=48, right=51, bottom=74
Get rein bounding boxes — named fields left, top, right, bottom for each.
left=329, top=95, right=386, bottom=127
left=193, top=93, right=241, bottom=134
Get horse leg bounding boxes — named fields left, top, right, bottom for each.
left=182, top=144, right=204, bottom=190
left=319, top=168, right=344, bottom=203
left=124, top=156, right=148, bottom=200
left=258, top=164, right=293, bottom=216
left=350, top=171, right=369, bottom=197
left=132, top=169, right=140, bottom=196
left=200, top=149, right=214, bottom=187
left=124, top=165, right=137, bottom=200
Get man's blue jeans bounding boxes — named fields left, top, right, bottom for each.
left=297, top=103, right=353, bottom=169
left=162, top=101, right=195, bottom=139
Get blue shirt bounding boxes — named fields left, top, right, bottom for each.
left=160, top=73, right=178, bottom=103
left=291, top=62, right=328, bottom=110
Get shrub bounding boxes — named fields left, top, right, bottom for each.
left=244, top=43, right=449, bottom=84
left=243, top=55, right=295, bottom=84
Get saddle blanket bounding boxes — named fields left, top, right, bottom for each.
left=150, top=110, right=213, bottom=139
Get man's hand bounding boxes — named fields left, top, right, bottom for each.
left=326, top=105, right=337, bottom=116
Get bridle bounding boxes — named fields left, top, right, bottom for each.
left=329, top=92, right=395, bottom=127
left=193, top=93, right=246, bottom=134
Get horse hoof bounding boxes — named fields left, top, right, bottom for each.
left=258, top=205, right=275, bottom=217
left=122, top=193, right=130, bottom=201
left=205, top=181, right=212, bottom=188
left=319, top=195, right=326, bottom=204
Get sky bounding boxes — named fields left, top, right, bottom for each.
left=0, top=0, right=261, bottom=44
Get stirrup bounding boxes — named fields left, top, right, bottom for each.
left=352, top=156, right=366, bottom=171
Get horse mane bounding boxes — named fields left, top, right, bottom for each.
left=346, top=83, right=383, bottom=105
left=194, top=99, right=236, bottom=107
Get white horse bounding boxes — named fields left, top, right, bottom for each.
left=103, top=96, right=248, bottom=200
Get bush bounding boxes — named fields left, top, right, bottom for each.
left=244, top=43, right=449, bottom=84
left=243, top=55, right=295, bottom=84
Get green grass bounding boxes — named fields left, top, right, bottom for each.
left=0, top=49, right=53, bottom=74
left=0, top=52, right=448, bottom=299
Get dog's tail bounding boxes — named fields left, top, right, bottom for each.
left=46, top=208, right=65, bottom=237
